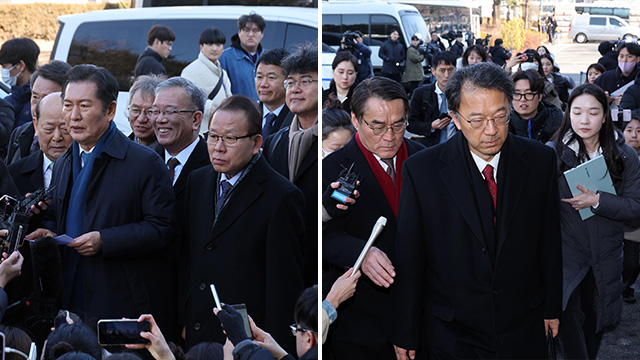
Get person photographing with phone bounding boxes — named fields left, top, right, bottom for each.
left=407, top=51, right=457, bottom=147
left=213, top=286, right=318, bottom=360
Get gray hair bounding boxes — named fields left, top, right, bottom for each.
left=444, top=62, right=514, bottom=114
left=281, top=41, right=318, bottom=77
left=155, top=76, right=207, bottom=113
left=128, top=74, right=166, bottom=105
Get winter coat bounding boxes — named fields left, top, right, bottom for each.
left=134, top=47, right=166, bottom=78
left=378, top=38, right=405, bottom=75
left=181, top=51, right=232, bottom=133
left=551, top=72, right=575, bottom=105
left=543, top=80, right=562, bottom=109
left=548, top=134, right=640, bottom=332
left=594, top=64, right=639, bottom=95
left=402, top=46, right=425, bottom=82
left=619, top=71, right=640, bottom=111
left=4, top=82, right=31, bottom=130
left=509, top=100, right=563, bottom=143
left=219, top=34, right=264, bottom=102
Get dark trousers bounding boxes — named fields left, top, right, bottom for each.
left=559, top=268, right=603, bottom=360
left=623, top=239, right=640, bottom=291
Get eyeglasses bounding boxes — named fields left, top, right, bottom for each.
left=205, top=131, right=256, bottom=146
left=283, top=78, right=318, bottom=90
left=128, top=106, right=152, bottom=118
left=513, top=92, right=539, bottom=101
left=241, top=27, right=262, bottom=34
left=146, top=108, right=198, bottom=119
left=289, top=323, right=317, bottom=337
left=361, top=117, right=407, bottom=136
left=457, top=112, right=510, bottom=130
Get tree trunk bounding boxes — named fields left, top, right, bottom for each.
left=493, top=4, right=501, bottom=25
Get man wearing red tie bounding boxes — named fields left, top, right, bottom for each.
left=392, top=62, right=562, bottom=359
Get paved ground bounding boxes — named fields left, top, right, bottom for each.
left=545, top=40, right=640, bottom=359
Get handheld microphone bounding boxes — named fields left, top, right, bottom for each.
left=351, top=216, right=387, bottom=276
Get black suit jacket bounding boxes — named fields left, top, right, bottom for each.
left=5, top=122, right=35, bottom=166
left=322, top=137, right=424, bottom=359
left=8, top=150, right=44, bottom=195
left=260, top=103, right=294, bottom=136
left=156, top=137, right=210, bottom=338
left=408, top=82, right=446, bottom=147
left=263, top=125, right=317, bottom=287
left=183, top=155, right=304, bottom=354
left=392, top=133, right=562, bottom=359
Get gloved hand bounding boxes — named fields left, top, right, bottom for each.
left=215, top=304, right=249, bottom=346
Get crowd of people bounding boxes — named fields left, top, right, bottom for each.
left=0, top=11, right=319, bottom=360
left=322, top=27, right=640, bottom=360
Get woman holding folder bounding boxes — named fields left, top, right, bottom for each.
left=548, top=83, right=640, bottom=359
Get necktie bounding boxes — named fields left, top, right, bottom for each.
left=482, top=164, right=497, bottom=224
left=262, top=112, right=278, bottom=138
left=439, top=92, right=449, bottom=144
left=167, top=157, right=180, bottom=183
left=382, top=158, right=395, bottom=185
left=80, top=152, right=90, bottom=167
left=217, top=180, right=232, bottom=211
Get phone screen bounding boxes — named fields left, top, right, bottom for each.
left=230, top=304, right=253, bottom=340
left=97, top=320, right=150, bottom=346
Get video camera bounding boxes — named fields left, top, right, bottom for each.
left=342, top=31, right=359, bottom=50
left=441, top=31, right=457, bottom=43
left=476, top=34, right=492, bottom=52
left=0, top=186, right=55, bottom=254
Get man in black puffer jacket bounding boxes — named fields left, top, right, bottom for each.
left=378, top=29, right=405, bottom=84
left=509, top=69, right=563, bottom=143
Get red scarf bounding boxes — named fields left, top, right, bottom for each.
left=355, top=133, right=408, bottom=217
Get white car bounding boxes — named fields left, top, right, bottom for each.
left=51, top=6, right=318, bottom=133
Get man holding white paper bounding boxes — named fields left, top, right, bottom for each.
left=322, top=76, right=424, bottom=359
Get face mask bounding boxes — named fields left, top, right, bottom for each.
left=619, top=61, right=637, bottom=74
left=520, top=63, right=538, bottom=72
left=1, top=65, right=19, bottom=87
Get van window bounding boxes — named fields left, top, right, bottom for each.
left=610, top=18, right=623, bottom=27
left=370, top=14, right=402, bottom=47
left=67, top=18, right=311, bottom=91
left=343, top=14, right=368, bottom=38
left=322, top=14, right=342, bottom=47
left=283, top=23, right=317, bottom=51
left=67, top=20, right=152, bottom=91
left=589, top=17, right=606, bottom=26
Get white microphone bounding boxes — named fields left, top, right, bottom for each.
left=351, top=216, right=387, bottom=276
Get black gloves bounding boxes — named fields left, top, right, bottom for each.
left=216, top=304, right=249, bottom=346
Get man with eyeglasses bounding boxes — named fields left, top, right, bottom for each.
left=509, top=69, right=562, bottom=143
left=134, top=25, right=175, bottom=78
left=26, top=65, right=175, bottom=353
left=263, top=42, right=318, bottom=288
left=151, top=77, right=210, bottom=343
left=183, top=95, right=304, bottom=353
left=392, top=62, right=561, bottom=359
left=126, top=74, right=165, bottom=152
left=322, top=76, right=424, bottom=360
left=408, top=51, right=458, bottom=147
left=220, top=13, right=267, bottom=101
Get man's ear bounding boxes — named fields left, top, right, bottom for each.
left=351, top=112, right=360, bottom=130
left=450, top=110, right=462, bottom=130
left=302, top=331, right=316, bottom=352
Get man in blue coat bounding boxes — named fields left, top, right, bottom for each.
left=219, top=13, right=266, bottom=101
left=27, top=65, right=176, bottom=341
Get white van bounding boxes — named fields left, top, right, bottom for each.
left=322, top=0, right=429, bottom=83
left=51, top=6, right=317, bottom=132
left=569, top=14, right=640, bottom=43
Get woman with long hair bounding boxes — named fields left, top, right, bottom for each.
left=549, top=83, right=640, bottom=359
left=322, top=51, right=358, bottom=114
left=461, top=44, right=488, bottom=67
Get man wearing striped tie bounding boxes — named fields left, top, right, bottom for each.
left=182, top=95, right=304, bottom=353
